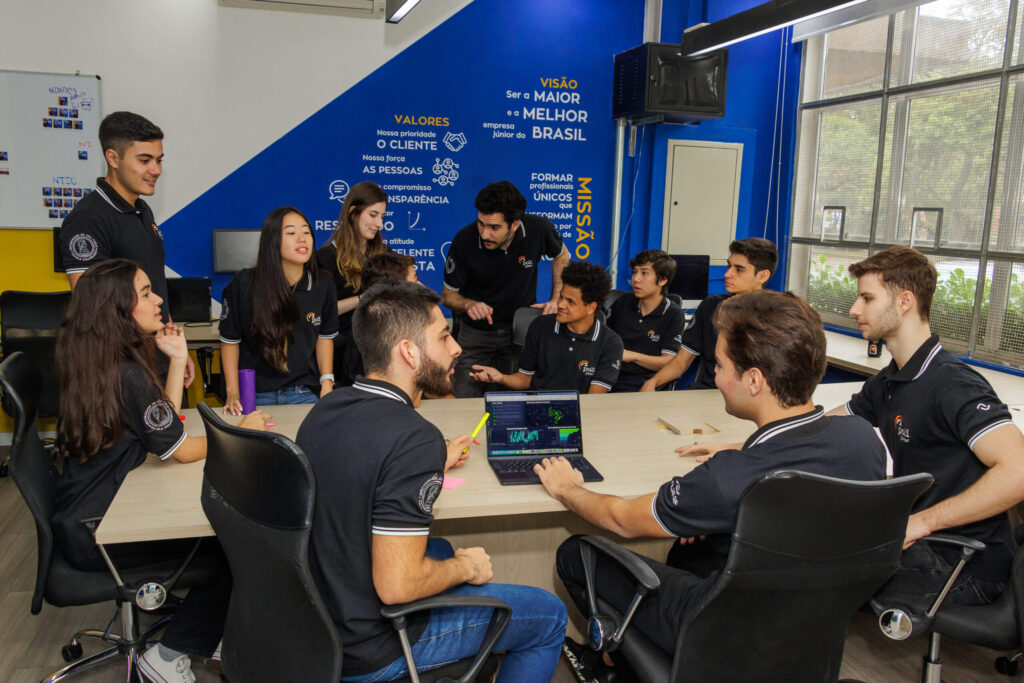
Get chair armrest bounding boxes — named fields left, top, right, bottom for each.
left=924, top=533, right=986, bottom=553
left=578, top=535, right=660, bottom=652
left=381, top=595, right=512, bottom=683
left=580, top=536, right=661, bottom=591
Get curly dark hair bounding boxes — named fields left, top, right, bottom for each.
left=99, top=111, right=163, bottom=156
left=561, top=261, right=611, bottom=307
left=474, top=181, right=527, bottom=225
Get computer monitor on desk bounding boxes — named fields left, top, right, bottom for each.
left=213, top=229, right=261, bottom=273
left=669, top=254, right=710, bottom=309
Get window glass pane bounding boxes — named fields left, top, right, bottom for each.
left=990, top=73, right=1024, bottom=253
left=792, top=102, right=882, bottom=240
left=801, top=16, right=889, bottom=103
left=875, top=80, right=999, bottom=249
left=891, top=0, right=1009, bottom=86
left=788, top=243, right=866, bottom=329
left=974, top=260, right=1024, bottom=368
left=931, top=256, right=983, bottom=354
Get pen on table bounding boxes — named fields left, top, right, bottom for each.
left=463, top=412, right=490, bottom=453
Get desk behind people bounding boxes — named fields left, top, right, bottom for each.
left=96, top=384, right=866, bottom=589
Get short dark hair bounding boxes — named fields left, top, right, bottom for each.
left=629, top=249, right=677, bottom=295
left=848, top=246, right=937, bottom=321
left=714, top=290, right=825, bottom=408
left=362, top=252, right=416, bottom=290
left=729, top=238, right=778, bottom=277
left=353, top=281, right=440, bottom=375
left=474, top=181, right=527, bottom=226
left=99, top=111, right=163, bottom=157
left=561, top=261, right=611, bottom=307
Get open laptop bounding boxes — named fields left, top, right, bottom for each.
left=484, top=390, right=604, bottom=486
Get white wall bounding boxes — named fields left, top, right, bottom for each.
left=0, top=0, right=473, bottom=220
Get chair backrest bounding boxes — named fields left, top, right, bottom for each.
left=0, top=290, right=71, bottom=418
left=198, top=403, right=342, bottom=683
left=672, top=470, right=932, bottom=682
left=512, top=306, right=542, bottom=348
left=0, top=352, right=60, bottom=614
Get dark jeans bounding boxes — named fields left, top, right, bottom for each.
left=79, top=537, right=230, bottom=657
left=452, top=323, right=516, bottom=398
left=882, top=540, right=1005, bottom=606
left=556, top=535, right=714, bottom=655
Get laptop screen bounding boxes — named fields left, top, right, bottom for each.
left=484, top=391, right=583, bottom=457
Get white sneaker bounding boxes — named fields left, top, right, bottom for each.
left=139, top=645, right=196, bottom=683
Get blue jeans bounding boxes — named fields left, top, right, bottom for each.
left=343, top=539, right=567, bottom=683
left=254, top=385, right=318, bottom=405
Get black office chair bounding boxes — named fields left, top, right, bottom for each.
left=872, top=524, right=1024, bottom=679
left=665, top=293, right=684, bottom=309
left=603, top=289, right=630, bottom=318
left=198, top=403, right=511, bottom=683
left=567, top=470, right=932, bottom=682
left=0, top=352, right=219, bottom=683
left=0, top=290, right=71, bottom=419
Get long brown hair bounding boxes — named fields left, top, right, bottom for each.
left=56, top=259, right=160, bottom=463
left=328, top=181, right=388, bottom=293
left=250, top=206, right=317, bottom=372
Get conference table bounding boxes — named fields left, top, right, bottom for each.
left=94, top=382, right=869, bottom=609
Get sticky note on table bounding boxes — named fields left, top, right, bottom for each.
left=443, top=476, right=465, bottom=489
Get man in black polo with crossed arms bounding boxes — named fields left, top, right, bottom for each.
left=830, top=246, right=1024, bottom=605
left=60, top=111, right=193, bottom=385
left=533, top=290, right=885, bottom=678
left=443, top=180, right=570, bottom=397
left=606, top=249, right=686, bottom=392
left=470, top=261, right=623, bottom=394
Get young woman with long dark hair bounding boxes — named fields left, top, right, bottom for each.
left=220, top=206, right=339, bottom=414
left=52, top=258, right=268, bottom=681
left=316, top=181, right=390, bottom=384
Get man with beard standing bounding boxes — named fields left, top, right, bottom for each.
left=296, top=282, right=567, bottom=682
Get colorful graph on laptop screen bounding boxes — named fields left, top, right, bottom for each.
left=485, top=392, right=583, bottom=456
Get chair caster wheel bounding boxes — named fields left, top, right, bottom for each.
left=0, top=461, right=8, bottom=477
left=62, top=641, right=83, bottom=661
left=996, top=656, right=1019, bottom=676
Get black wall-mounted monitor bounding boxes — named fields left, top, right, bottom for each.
left=613, top=43, right=727, bottom=123
left=213, top=229, right=261, bottom=273
left=669, top=254, right=710, bottom=304
left=167, top=277, right=212, bottom=323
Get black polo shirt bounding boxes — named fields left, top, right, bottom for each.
left=53, top=363, right=185, bottom=569
left=846, top=334, right=1017, bottom=582
left=606, top=294, right=686, bottom=388
left=650, top=408, right=886, bottom=617
left=218, top=269, right=339, bottom=393
left=60, top=178, right=169, bottom=319
left=296, top=378, right=447, bottom=677
left=518, top=313, right=623, bottom=393
left=443, top=214, right=564, bottom=331
left=678, top=293, right=732, bottom=389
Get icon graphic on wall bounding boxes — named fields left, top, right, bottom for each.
left=328, top=179, right=350, bottom=202
left=408, top=211, right=425, bottom=231
left=433, top=158, right=460, bottom=187
left=443, top=131, right=467, bottom=152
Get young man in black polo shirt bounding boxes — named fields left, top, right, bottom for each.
left=443, top=180, right=570, bottom=398
left=640, top=237, right=777, bottom=391
left=296, top=282, right=567, bottom=682
left=607, top=249, right=686, bottom=392
left=470, top=261, right=623, bottom=394
left=59, top=111, right=194, bottom=386
left=534, top=291, right=886, bottom=677
left=827, top=246, right=1024, bottom=605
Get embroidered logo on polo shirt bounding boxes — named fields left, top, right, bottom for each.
left=977, top=403, right=991, bottom=411
left=895, top=414, right=910, bottom=443
left=673, top=334, right=682, bottom=346
left=647, top=330, right=660, bottom=342
left=151, top=223, right=162, bottom=239
left=669, top=479, right=681, bottom=506
left=69, top=234, right=98, bottom=261
left=445, top=257, right=456, bottom=274
left=143, top=399, right=175, bottom=431
left=518, top=256, right=534, bottom=269
left=418, top=473, right=444, bottom=514
left=220, top=299, right=229, bottom=321
left=306, top=312, right=321, bottom=327
left=578, top=360, right=595, bottom=376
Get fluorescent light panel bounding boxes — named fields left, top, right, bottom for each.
left=682, top=0, right=869, bottom=55
left=386, top=0, right=420, bottom=23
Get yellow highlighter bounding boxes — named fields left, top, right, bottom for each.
left=463, top=412, right=490, bottom=453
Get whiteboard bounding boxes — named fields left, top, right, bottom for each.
left=0, top=70, right=104, bottom=229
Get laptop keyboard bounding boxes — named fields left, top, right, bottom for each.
left=492, top=456, right=586, bottom=473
